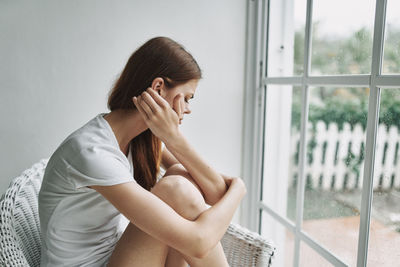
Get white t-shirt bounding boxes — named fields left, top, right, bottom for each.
left=39, top=113, right=134, bottom=267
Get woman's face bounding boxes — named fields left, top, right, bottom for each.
left=157, top=79, right=198, bottom=124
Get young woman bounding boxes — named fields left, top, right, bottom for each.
left=38, top=36, right=246, bottom=267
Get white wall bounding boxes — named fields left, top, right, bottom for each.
left=0, top=0, right=247, bottom=221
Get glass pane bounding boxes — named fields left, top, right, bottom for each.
left=368, top=88, right=400, bottom=266
left=383, top=0, right=400, bottom=73
left=311, top=0, right=375, bottom=75
left=302, top=86, right=369, bottom=266
left=262, top=86, right=301, bottom=222
left=299, top=242, right=334, bottom=267
left=261, top=211, right=294, bottom=267
left=293, top=0, right=307, bottom=76
left=267, top=0, right=306, bottom=76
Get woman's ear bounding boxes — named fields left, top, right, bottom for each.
left=151, top=77, right=165, bottom=97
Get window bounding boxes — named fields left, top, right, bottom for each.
left=241, top=0, right=400, bottom=266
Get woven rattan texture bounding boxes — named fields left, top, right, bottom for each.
left=0, top=159, right=275, bottom=267
left=0, top=159, right=48, bottom=267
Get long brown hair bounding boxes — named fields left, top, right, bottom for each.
left=107, top=37, right=202, bottom=191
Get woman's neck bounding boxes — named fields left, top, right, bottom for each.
left=103, top=109, right=148, bottom=155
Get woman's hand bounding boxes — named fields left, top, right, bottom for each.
left=133, top=88, right=183, bottom=143
left=223, top=176, right=247, bottom=196
left=171, top=90, right=186, bottom=125
left=222, top=175, right=234, bottom=187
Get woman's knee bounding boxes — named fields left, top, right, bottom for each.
left=151, top=175, right=207, bottom=220
left=163, top=164, right=195, bottom=186
left=163, top=164, right=203, bottom=193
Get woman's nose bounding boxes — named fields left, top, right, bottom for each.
left=184, top=104, right=191, bottom=114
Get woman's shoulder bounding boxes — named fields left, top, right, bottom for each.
left=60, top=114, right=114, bottom=148
left=46, top=114, right=132, bottom=188
left=50, top=113, right=122, bottom=165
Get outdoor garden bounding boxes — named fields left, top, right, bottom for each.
left=283, top=24, right=400, bottom=266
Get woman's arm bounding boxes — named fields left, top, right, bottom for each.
left=161, top=149, right=238, bottom=205
left=161, top=145, right=179, bottom=170
left=91, top=177, right=246, bottom=258
left=135, top=88, right=228, bottom=205
left=164, top=135, right=227, bottom=205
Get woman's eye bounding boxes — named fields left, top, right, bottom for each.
left=185, top=95, right=194, bottom=103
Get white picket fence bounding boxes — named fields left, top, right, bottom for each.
left=289, top=121, right=400, bottom=191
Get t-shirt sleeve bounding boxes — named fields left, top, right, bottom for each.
left=67, top=146, right=135, bottom=189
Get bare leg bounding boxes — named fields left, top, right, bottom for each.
left=166, top=241, right=228, bottom=267
left=160, top=166, right=229, bottom=267
left=107, top=221, right=169, bottom=267
left=165, top=247, right=189, bottom=267
left=108, top=168, right=229, bottom=267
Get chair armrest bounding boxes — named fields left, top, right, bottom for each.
left=221, top=223, right=275, bottom=267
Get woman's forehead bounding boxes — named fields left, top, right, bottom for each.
left=182, top=80, right=198, bottom=93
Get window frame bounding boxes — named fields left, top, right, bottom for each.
left=240, top=0, right=400, bottom=266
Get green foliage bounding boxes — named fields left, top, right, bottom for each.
left=291, top=91, right=400, bottom=182
left=310, top=98, right=368, bottom=130
left=291, top=91, right=400, bottom=132
left=294, top=24, right=400, bottom=74
left=380, top=89, right=400, bottom=130
left=383, top=26, right=400, bottom=73
left=291, top=24, right=400, bottom=132
left=290, top=24, right=400, bottom=185
left=294, top=30, right=304, bottom=75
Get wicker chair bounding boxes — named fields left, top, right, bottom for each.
left=0, top=159, right=275, bottom=267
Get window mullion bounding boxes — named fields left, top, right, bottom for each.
left=240, top=0, right=268, bottom=232
left=375, top=75, right=400, bottom=87
left=255, top=0, right=269, bottom=234
left=356, top=0, right=387, bottom=267
left=293, top=0, right=314, bottom=266
left=264, top=75, right=372, bottom=86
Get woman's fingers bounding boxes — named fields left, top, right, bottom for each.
left=141, top=91, right=161, bottom=114
left=172, top=94, right=179, bottom=117
left=135, top=89, right=163, bottom=120
left=173, top=93, right=183, bottom=119
left=133, top=87, right=181, bottom=143
left=146, top=87, right=170, bottom=108
left=222, top=175, right=234, bottom=187
left=138, top=95, right=154, bottom=117
left=133, top=96, right=149, bottom=120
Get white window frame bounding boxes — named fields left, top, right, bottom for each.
left=240, top=0, right=400, bottom=266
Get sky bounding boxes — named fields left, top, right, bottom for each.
left=294, top=0, right=400, bottom=37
